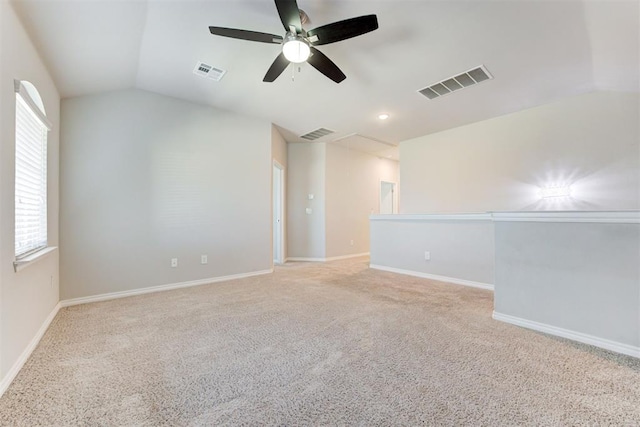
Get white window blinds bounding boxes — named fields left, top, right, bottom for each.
left=15, top=90, right=49, bottom=258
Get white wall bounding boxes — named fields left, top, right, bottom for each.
left=400, top=91, right=640, bottom=213
left=60, top=89, right=272, bottom=300
left=0, top=2, right=60, bottom=383
left=287, top=142, right=326, bottom=259
left=325, top=144, right=398, bottom=258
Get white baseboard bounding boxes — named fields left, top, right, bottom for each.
left=493, top=311, right=640, bottom=359
left=0, top=302, right=61, bottom=398
left=369, top=264, right=494, bottom=291
left=326, top=252, right=370, bottom=261
left=60, top=269, right=273, bottom=307
left=287, top=253, right=370, bottom=263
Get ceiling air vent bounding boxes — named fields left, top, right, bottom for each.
left=193, top=61, right=226, bottom=82
left=418, top=65, right=492, bottom=100
left=300, top=128, right=335, bottom=141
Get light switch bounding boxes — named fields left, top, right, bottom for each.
left=306, top=208, right=312, bottom=214
left=308, top=194, right=314, bottom=200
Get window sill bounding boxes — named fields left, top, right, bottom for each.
left=14, top=246, right=58, bottom=272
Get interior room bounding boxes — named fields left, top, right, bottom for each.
left=1, top=0, right=638, bottom=424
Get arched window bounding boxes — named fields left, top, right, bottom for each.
left=14, top=80, right=51, bottom=260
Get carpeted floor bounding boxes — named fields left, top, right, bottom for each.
left=1, top=257, right=639, bottom=426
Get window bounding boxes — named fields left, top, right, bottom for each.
left=14, top=80, right=51, bottom=259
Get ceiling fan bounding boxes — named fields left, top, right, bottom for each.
left=208, top=0, right=379, bottom=83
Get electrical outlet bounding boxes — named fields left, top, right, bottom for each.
left=201, top=255, right=208, bottom=265
left=171, top=258, right=178, bottom=268
left=424, top=251, right=431, bottom=261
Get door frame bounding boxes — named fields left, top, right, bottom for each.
left=273, top=161, right=285, bottom=264
left=379, top=180, right=397, bottom=214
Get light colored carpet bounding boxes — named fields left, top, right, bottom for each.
left=1, top=257, right=639, bottom=426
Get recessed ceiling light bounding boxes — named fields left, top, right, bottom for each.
left=378, top=113, right=389, bottom=120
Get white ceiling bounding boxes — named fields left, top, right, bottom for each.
left=332, top=134, right=399, bottom=160
left=12, top=0, right=640, bottom=155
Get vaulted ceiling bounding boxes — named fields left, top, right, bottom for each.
left=12, top=0, right=640, bottom=156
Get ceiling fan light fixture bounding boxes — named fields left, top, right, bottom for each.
left=282, top=35, right=310, bottom=63
left=208, top=2, right=379, bottom=83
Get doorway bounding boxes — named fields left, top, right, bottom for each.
left=380, top=181, right=396, bottom=214
left=273, top=162, right=285, bottom=264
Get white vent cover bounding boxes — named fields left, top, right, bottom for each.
left=300, top=128, right=334, bottom=141
left=418, top=65, right=492, bottom=100
left=193, top=61, right=226, bottom=82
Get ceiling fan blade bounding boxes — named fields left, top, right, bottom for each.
left=307, top=47, right=346, bottom=83
left=307, top=15, right=378, bottom=46
left=263, top=53, right=290, bottom=82
left=275, top=0, right=302, bottom=32
left=209, top=27, right=283, bottom=44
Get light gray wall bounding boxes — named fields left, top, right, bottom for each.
left=0, top=2, right=60, bottom=381
left=325, top=144, right=398, bottom=258
left=370, top=217, right=494, bottom=286
left=287, top=142, right=399, bottom=259
left=286, top=142, right=326, bottom=259
left=60, top=89, right=272, bottom=300
left=400, top=91, right=640, bottom=213
left=494, top=221, right=640, bottom=348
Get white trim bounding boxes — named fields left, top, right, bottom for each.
left=379, top=180, right=397, bottom=215
left=60, top=269, right=273, bottom=307
left=326, top=252, right=370, bottom=261
left=370, top=264, right=494, bottom=291
left=493, top=311, right=640, bottom=359
left=286, top=253, right=370, bottom=263
left=0, top=302, right=61, bottom=398
left=14, top=80, right=52, bottom=130
left=491, top=211, right=640, bottom=224
left=13, top=246, right=57, bottom=272
left=370, top=213, right=491, bottom=221
left=369, top=211, right=640, bottom=223
left=272, top=160, right=285, bottom=265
